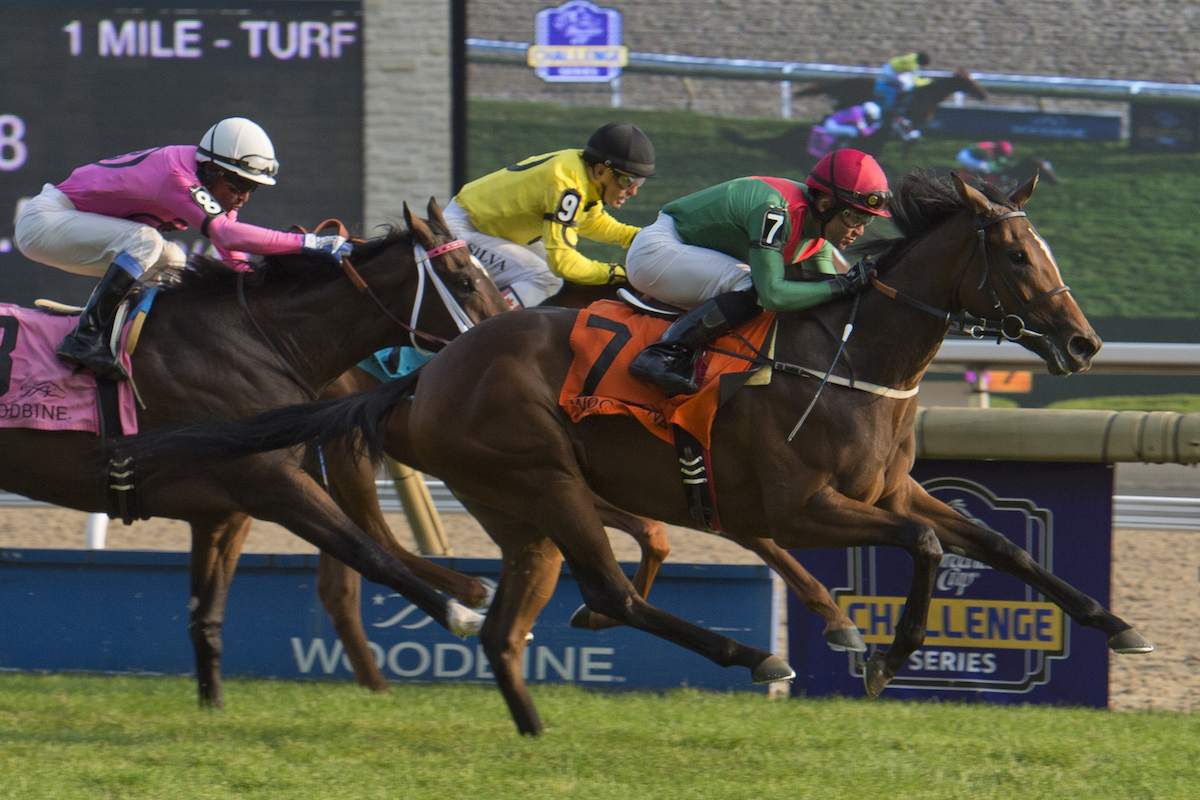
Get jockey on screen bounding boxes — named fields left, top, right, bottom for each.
left=623, top=149, right=892, bottom=396
left=441, top=122, right=655, bottom=309
left=14, top=117, right=353, bottom=381
left=807, top=101, right=883, bottom=158
left=956, top=140, right=1014, bottom=182
left=874, top=51, right=932, bottom=116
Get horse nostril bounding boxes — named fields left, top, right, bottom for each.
left=1069, top=336, right=1099, bottom=361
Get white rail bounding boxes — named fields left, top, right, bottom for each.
left=467, top=38, right=1200, bottom=105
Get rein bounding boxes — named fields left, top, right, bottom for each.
left=870, top=210, right=1072, bottom=343
left=237, top=232, right=476, bottom=401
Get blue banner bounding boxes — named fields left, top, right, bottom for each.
left=788, top=461, right=1112, bottom=707
left=0, top=551, right=775, bottom=692
left=927, top=107, right=1123, bottom=141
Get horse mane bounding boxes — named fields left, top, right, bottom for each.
left=854, top=171, right=1015, bottom=268
left=165, top=225, right=415, bottom=297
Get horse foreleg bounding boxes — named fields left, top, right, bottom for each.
left=236, top=466, right=482, bottom=639
left=723, top=532, right=866, bottom=653
left=772, top=488, right=943, bottom=698
left=570, top=500, right=670, bottom=631
left=188, top=513, right=253, bottom=709
left=894, top=477, right=1153, bottom=654
left=316, top=442, right=490, bottom=692
left=464, top=500, right=563, bottom=736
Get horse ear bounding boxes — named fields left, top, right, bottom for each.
left=951, top=172, right=993, bottom=215
left=426, top=197, right=449, bottom=232
left=1009, top=173, right=1038, bottom=210
left=404, top=201, right=436, bottom=248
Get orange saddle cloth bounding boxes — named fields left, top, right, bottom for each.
left=558, top=300, right=775, bottom=449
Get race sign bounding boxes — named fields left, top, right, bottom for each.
left=530, top=0, right=625, bottom=83
left=0, top=0, right=363, bottom=308
left=788, top=460, right=1113, bottom=708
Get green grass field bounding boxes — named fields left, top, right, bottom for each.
left=468, top=99, right=1200, bottom=321
left=1, top=673, right=1196, bottom=799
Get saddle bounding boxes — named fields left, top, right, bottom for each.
left=559, top=300, right=776, bottom=533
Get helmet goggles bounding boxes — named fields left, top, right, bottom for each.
left=198, top=148, right=279, bottom=179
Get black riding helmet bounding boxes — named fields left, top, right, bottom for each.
left=583, top=122, right=657, bottom=178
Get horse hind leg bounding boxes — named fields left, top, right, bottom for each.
left=464, top=500, right=564, bottom=736
left=570, top=501, right=670, bottom=631
left=188, top=512, right=254, bottom=709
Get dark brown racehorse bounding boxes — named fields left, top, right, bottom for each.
left=120, top=172, right=1152, bottom=735
left=3, top=199, right=509, bottom=708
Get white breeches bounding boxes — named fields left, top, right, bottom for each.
left=624, top=212, right=753, bottom=309
left=15, top=184, right=186, bottom=279
left=442, top=198, right=563, bottom=307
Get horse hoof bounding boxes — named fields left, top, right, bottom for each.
left=1108, top=628, right=1154, bottom=654
left=447, top=602, right=485, bottom=639
left=825, top=627, right=867, bottom=653
left=751, top=655, right=795, bottom=685
left=569, top=604, right=620, bottom=630
left=569, top=604, right=592, bottom=629
left=863, top=652, right=891, bottom=698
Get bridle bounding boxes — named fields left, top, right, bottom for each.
left=239, top=233, right=478, bottom=401
left=869, top=209, right=1071, bottom=343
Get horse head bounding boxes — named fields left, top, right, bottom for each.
left=387, top=199, right=509, bottom=340
left=949, top=173, right=1100, bottom=374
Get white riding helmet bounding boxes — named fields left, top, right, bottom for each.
left=862, top=101, right=882, bottom=121
left=196, top=117, right=280, bottom=186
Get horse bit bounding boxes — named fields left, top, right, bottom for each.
left=871, top=210, right=1072, bottom=344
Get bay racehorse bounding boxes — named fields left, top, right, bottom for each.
left=3, top=199, right=509, bottom=709
left=116, top=173, right=1152, bottom=734
left=310, top=284, right=867, bottom=694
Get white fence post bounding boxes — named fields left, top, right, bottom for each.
left=85, top=513, right=108, bottom=549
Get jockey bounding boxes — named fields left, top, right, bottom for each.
left=441, top=122, right=654, bottom=309
left=956, top=140, right=1014, bottom=180
left=874, top=51, right=932, bottom=115
left=807, top=101, right=883, bottom=158
left=625, top=149, right=892, bottom=396
left=14, top=117, right=352, bottom=381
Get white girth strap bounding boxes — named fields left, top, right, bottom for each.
left=747, top=326, right=920, bottom=399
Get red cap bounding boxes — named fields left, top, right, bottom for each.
left=805, top=149, right=892, bottom=216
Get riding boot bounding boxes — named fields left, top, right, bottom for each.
left=628, top=289, right=761, bottom=397
left=56, top=259, right=138, bottom=382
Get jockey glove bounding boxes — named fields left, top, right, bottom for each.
left=302, top=233, right=353, bottom=259
left=829, top=262, right=877, bottom=298
left=607, top=263, right=628, bottom=284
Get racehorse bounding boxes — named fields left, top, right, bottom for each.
left=954, top=157, right=1061, bottom=193
left=1, top=199, right=510, bottom=709
left=116, top=172, right=1152, bottom=735
left=310, top=281, right=867, bottom=694
left=729, top=69, right=990, bottom=170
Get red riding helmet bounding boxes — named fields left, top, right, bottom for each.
left=805, top=149, right=892, bottom=217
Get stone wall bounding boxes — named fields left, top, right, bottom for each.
left=465, top=0, right=1200, bottom=119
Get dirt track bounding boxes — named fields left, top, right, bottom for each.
left=1, top=507, right=1196, bottom=713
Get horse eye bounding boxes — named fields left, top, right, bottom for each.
left=1009, top=251, right=1028, bottom=265
left=454, top=276, right=474, bottom=293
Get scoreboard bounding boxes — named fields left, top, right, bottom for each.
left=0, top=0, right=363, bottom=307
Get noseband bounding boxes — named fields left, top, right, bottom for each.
left=871, top=210, right=1071, bottom=343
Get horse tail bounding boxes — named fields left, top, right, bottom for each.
left=110, top=369, right=421, bottom=465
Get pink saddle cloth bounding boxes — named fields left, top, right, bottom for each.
left=0, top=303, right=138, bottom=435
